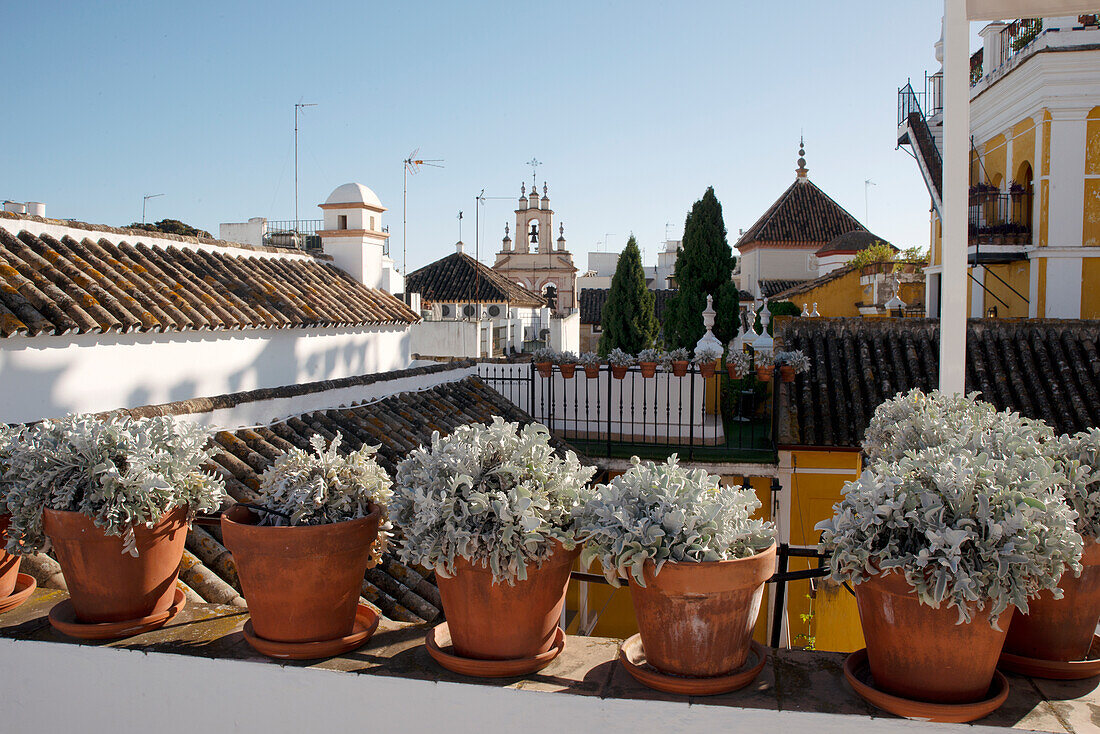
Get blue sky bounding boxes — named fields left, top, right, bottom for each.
left=3, top=1, right=959, bottom=274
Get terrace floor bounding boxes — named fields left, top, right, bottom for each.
left=2, top=588, right=1097, bottom=733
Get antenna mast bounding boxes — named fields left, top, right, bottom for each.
left=403, top=149, right=443, bottom=283
left=294, top=101, right=317, bottom=230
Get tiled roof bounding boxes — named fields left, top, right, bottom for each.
left=0, top=228, right=418, bottom=337
left=760, top=279, right=810, bottom=299
left=406, top=251, right=544, bottom=308
left=736, top=178, right=868, bottom=248
left=579, top=288, right=677, bottom=325
left=815, top=231, right=893, bottom=257
left=769, top=266, right=857, bottom=301
left=777, top=318, right=1100, bottom=449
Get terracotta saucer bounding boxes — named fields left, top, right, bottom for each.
left=0, top=573, right=37, bottom=615
left=844, top=648, right=1009, bottom=723
left=425, top=622, right=566, bottom=678
left=242, top=604, right=379, bottom=660
left=618, top=635, right=767, bottom=695
left=49, top=587, right=187, bottom=640
left=998, top=636, right=1100, bottom=680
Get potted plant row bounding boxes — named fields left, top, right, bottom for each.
left=579, top=351, right=602, bottom=378
left=532, top=347, right=556, bottom=378
left=726, top=349, right=751, bottom=380
left=390, top=417, right=596, bottom=677
left=637, top=348, right=660, bottom=378
left=817, top=390, right=1085, bottom=722
left=575, top=456, right=776, bottom=694
left=607, top=348, right=634, bottom=379
left=221, top=433, right=391, bottom=659
left=693, top=345, right=722, bottom=378
left=775, top=350, right=811, bottom=383
left=0, top=424, right=33, bottom=613
left=0, top=414, right=226, bottom=638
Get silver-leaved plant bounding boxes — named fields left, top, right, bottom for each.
left=0, top=414, right=227, bottom=556
left=1048, top=428, right=1100, bottom=541
left=390, top=417, right=596, bottom=585
left=575, top=456, right=776, bottom=587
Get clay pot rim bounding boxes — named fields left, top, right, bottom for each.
left=632, top=542, right=778, bottom=591
left=0, top=573, right=37, bottom=614
left=445, top=542, right=579, bottom=581
left=48, top=587, right=187, bottom=640
left=222, top=503, right=381, bottom=538
left=43, top=504, right=189, bottom=543
left=998, top=635, right=1100, bottom=679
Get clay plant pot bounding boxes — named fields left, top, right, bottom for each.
left=435, top=542, right=579, bottom=660
left=726, top=364, right=743, bottom=380
left=1004, top=541, right=1100, bottom=662
left=756, top=366, right=774, bottom=382
left=611, top=364, right=629, bottom=380
left=0, top=515, right=21, bottom=599
left=535, top=362, right=553, bottom=378
left=698, top=361, right=717, bottom=379
left=583, top=364, right=601, bottom=379
left=628, top=543, right=776, bottom=677
left=43, top=505, right=188, bottom=623
left=671, top=361, right=689, bottom=377
left=559, top=363, right=577, bottom=379
left=854, top=571, right=1011, bottom=704
left=779, top=365, right=796, bottom=383
left=639, top=362, right=658, bottom=378
left=222, top=504, right=381, bottom=643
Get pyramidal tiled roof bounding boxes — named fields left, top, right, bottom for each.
left=0, top=228, right=419, bottom=337
left=736, top=178, right=868, bottom=249
left=406, top=251, right=544, bottom=308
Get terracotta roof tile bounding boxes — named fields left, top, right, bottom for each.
left=407, top=251, right=545, bottom=308
left=579, top=288, right=676, bottom=325
left=736, top=178, right=868, bottom=249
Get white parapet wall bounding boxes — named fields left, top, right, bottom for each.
left=409, top=320, right=480, bottom=359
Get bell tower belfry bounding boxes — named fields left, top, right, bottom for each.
left=492, top=177, right=577, bottom=315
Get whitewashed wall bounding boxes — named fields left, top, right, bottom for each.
left=410, top=320, right=480, bottom=358
left=0, top=326, right=410, bottom=424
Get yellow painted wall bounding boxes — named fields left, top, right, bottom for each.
left=1083, top=259, right=1100, bottom=318
left=982, top=261, right=1029, bottom=318
left=785, top=269, right=863, bottom=317
left=1084, top=107, right=1100, bottom=248
left=1036, top=257, right=1047, bottom=317
left=982, top=134, right=1007, bottom=188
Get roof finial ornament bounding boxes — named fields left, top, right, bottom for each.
left=796, top=136, right=808, bottom=178
left=543, top=182, right=548, bottom=197
left=505, top=223, right=510, bottom=237
left=521, top=182, right=526, bottom=197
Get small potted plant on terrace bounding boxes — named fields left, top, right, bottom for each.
left=693, top=344, right=722, bottom=379
left=221, top=433, right=390, bottom=659
left=557, top=350, right=579, bottom=379
left=664, top=347, right=691, bottom=377
left=392, top=418, right=595, bottom=677
left=532, top=347, right=556, bottom=378
left=1, top=414, right=226, bottom=638
left=576, top=456, right=776, bottom=695
left=776, top=350, right=811, bottom=383
left=0, top=424, right=34, bottom=613
left=1001, top=427, right=1100, bottom=677
left=726, top=349, right=750, bottom=380
left=817, top=390, right=1081, bottom=721
left=607, top=348, right=634, bottom=379
left=637, top=348, right=660, bottom=378
left=579, top=351, right=602, bottom=379
left=754, top=350, right=775, bottom=382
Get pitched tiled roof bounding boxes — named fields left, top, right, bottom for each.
left=579, top=288, right=677, bottom=325
left=736, top=178, right=868, bottom=249
left=0, top=228, right=418, bottom=337
left=815, top=231, right=894, bottom=257
left=769, top=265, right=857, bottom=301
left=761, top=279, right=810, bottom=299
left=406, top=251, right=544, bottom=308
left=777, top=318, right=1100, bottom=449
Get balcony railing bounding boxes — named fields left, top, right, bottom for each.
left=263, top=219, right=323, bottom=251
left=998, top=18, right=1043, bottom=67
left=476, top=362, right=776, bottom=462
left=968, top=191, right=1033, bottom=246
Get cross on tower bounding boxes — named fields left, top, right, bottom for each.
left=526, top=158, right=542, bottom=188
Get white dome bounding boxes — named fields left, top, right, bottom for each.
left=325, top=182, right=382, bottom=208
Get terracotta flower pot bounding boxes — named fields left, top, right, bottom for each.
left=756, top=366, right=774, bottom=382
left=583, top=364, right=601, bottom=379
left=727, top=364, right=743, bottom=380
left=698, top=361, right=717, bottom=379
left=854, top=571, right=1010, bottom=703
left=611, top=364, right=629, bottom=379
left=222, top=504, right=381, bottom=643
left=535, top=362, right=553, bottom=378
left=671, top=361, right=689, bottom=377
left=43, top=505, right=188, bottom=623
left=639, top=362, right=657, bottom=378
left=435, top=542, right=578, bottom=660
left=628, top=543, right=776, bottom=677
left=0, top=515, right=21, bottom=599
left=559, top=363, right=577, bottom=379
left=1004, top=540, right=1100, bottom=662
left=779, top=365, right=796, bottom=383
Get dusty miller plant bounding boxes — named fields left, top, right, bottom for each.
left=776, top=350, right=811, bottom=374
left=726, top=350, right=751, bottom=373
left=637, top=348, right=660, bottom=364
left=693, top=344, right=722, bottom=365
left=576, top=456, right=776, bottom=587
left=391, top=418, right=596, bottom=584
left=557, top=350, right=578, bottom=364
left=607, top=348, right=635, bottom=367
left=532, top=347, right=557, bottom=363
left=254, top=433, right=392, bottom=563
left=1048, top=428, right=1100, bottom=541
left=817, top=391, right=1082, bottom=627
left=0, top=414, right=226, bottom=556
left=578, top=351, right=601, bottom=366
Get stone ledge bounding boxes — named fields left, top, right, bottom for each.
left=1, top=589, right=1094, bottom=733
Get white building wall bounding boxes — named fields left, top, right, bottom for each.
left=218, top=218, right=267, bottom=248
left=0, top=326, right=410, bottom=424
left=409, top=320, right=480, bottom=358
left=548, top=312, right=580, bottom=354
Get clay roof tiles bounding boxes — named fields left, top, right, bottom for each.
left=406, top=251, right=545, bottom=308
left=736, top=178, right=868, bottom=249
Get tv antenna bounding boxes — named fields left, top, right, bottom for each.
left=864, top=179, right=877, bottom=226
left=142, top=193, right=164, bottom=225
left=457, top=210, right=463, bottom=242
left=294, top=101, right=317, bottom=229
left=473, top=190, right=514, bottom=304
left=403, top=149, right=444, bottom=279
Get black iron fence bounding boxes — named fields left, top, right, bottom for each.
left=476, top=362, right=776, bottom=462
left=969, top=191, right=1033, bottom=244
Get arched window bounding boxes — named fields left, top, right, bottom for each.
left=542, top=283, right=557, bottom=310
left=1013, top=161, right=1034, bottom=231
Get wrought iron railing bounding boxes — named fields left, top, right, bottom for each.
left=476, top=362, right=776, bottom=462
left=968, top=191, right=1033, bottom=244
left=999, top=18, right=1043, bottom=67
left=263, top=219, right=323, bottom=250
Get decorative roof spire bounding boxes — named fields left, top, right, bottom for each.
left=796, top=137, right=808, bottom=178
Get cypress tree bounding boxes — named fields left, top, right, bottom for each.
left=598, top=236, right=659, bottom=356
left=663, top=187, right=740, bottom=350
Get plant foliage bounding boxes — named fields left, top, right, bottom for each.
left=599, top=236, right=659, bottom=356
